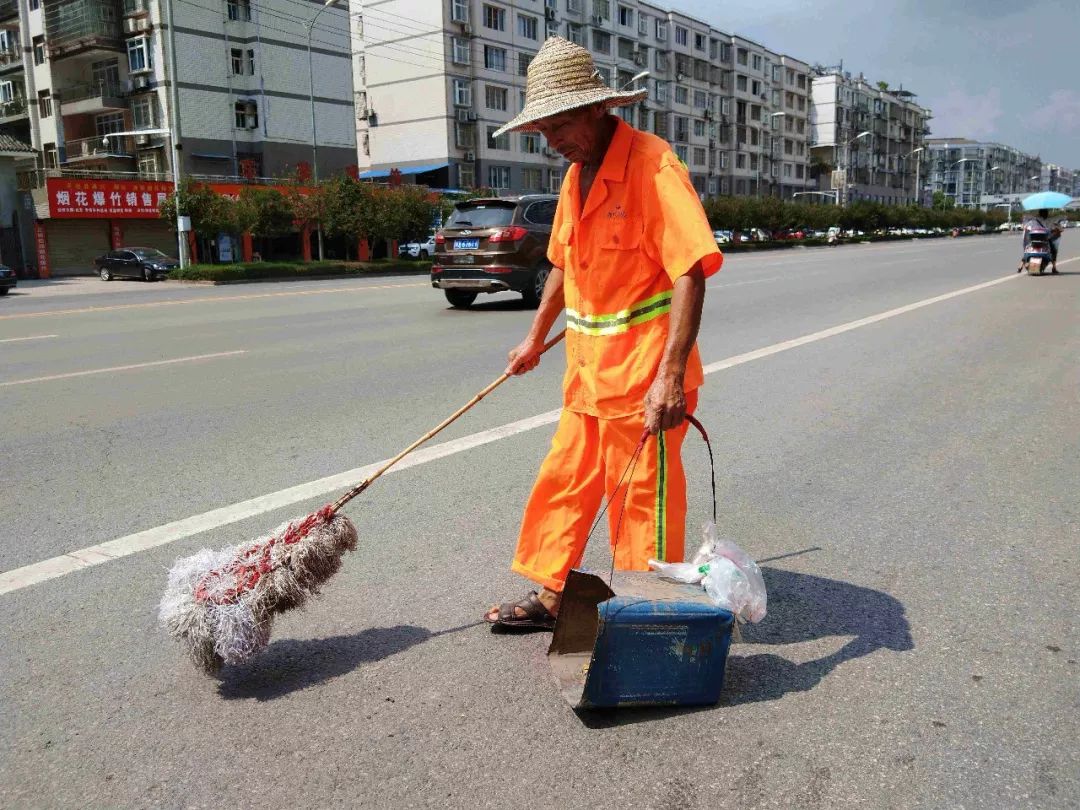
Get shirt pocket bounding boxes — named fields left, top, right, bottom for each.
left=555, top=221, right=574, bottom=270
left=599, top=216, right=643, bottom=252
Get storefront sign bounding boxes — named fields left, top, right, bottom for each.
left=47, top=178, right=174, bottom=219
left=33, top=221, right=50, bottom=278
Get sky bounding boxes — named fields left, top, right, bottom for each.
left=675, top=0, right=1080, bottom=167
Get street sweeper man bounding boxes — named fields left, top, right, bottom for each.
left=485, top=37, right=724, bottom=630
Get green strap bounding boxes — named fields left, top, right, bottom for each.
left=655, top=430, right=668, bottom=561
left=566, top=290, right=672, bottom=336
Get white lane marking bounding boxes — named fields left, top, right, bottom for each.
left=0, top=350, right=246, bottom=388
left=0, top=270, right=1034, bottom=595
left=0, top=334, right=59, bottom=344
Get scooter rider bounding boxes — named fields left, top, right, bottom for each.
left=1017, top=208, right=1061, bottom=273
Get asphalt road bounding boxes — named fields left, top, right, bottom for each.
left=1, top=235, right=1077, bottom=809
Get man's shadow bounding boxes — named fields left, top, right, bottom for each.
left=217, top=622, right=480, bottom=701
left=580, top=559, right=912, bottom=726
left=721, top=564, right=913, bottom=706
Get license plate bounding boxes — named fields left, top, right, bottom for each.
left=455, top=238, right=479, bottom=250
left=453, top=254, right=475, bottom=264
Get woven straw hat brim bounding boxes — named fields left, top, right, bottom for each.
left=492, top=86, right=648, bottom=139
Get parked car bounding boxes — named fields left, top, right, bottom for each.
left=713, top=229, right=732, bottom=245
left=95, top=247, right=179, bottom=281
left=775, top=228, right=807, bottom=240
left=398, top=234, right=437, bottom=259
left=0, top=264, right=16, bottom=296
left=431, top=194, right=558, bottom=308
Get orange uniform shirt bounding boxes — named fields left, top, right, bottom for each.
left=547, top=118, right=723, bottom=417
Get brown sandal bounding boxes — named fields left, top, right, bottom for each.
left=486, top=591, right=557, bottom=631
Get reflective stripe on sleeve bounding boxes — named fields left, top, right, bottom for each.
left=566, top=291, right=672, bottom=336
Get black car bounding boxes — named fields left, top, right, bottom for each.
left=0, top=264, right=15, bottom=296
left=431, top=194, right=557, bottom=308
left=95, top=247, right=179, bottom=282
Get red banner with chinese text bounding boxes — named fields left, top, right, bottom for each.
left=47, top=178, right=175, bottom=219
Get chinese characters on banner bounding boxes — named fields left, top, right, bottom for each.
left=47, top=178, right=174, bottom=219
left=33, top=222, right=50, bottom=278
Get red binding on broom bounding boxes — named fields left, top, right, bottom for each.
left=160, top=331, right=566, bottom=673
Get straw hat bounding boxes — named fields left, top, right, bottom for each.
left=492, top=36, right=647, bottom=138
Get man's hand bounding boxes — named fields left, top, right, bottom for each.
left=506, top=336, right=545, bottom=375
left=643, top=372, right=687, bottom=434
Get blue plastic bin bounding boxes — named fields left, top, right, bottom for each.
left=548, top=569, right=735, bottom=709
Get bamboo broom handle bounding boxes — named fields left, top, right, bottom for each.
left=330, top=329, right=567, bottom=514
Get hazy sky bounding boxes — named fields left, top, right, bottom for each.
left=675, top=0, right=1079, bottom=167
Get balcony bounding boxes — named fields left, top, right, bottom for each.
left=58, top=78, right=126, bottom=114
left=43, top=0, right=123, bottom=60
left=62, top=133, right=134, bottom=163
left=0, top=95, right=28, bottom=123
left=0, top=0, right=17, bottom=20
left=0, top=35, right=21, bottom=70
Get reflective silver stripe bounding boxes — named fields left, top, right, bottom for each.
left=566, top=291, right=672, bottom=336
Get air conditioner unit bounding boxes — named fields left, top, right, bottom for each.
left=135, top=133, right=150, bottom=146
left=460, top=22, right=472, bottom=35
left=132, top=75, right=150, bottom=90
left=593, top=14, right=605, bottom=25
left=543, top=147, right=558, bottom=158
left=457, top=109, right=470, bottom=123
left=545, top=8, right=556, bottom=20
left=464, top=150, right=476, bottom=161
left=466, top=111, right=478, bottom=121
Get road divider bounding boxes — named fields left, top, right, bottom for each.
left=0, top=270, right=1041, bottom=595
left=0, top=350, right=247, bottom=388
left=0, top=334, right=59, bottom=344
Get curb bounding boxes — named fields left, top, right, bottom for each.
left=165, top=267, right=432, bottom=286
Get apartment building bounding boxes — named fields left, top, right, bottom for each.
left=809, top=66, right=931, bottom=205
left=0, top=0, right=354, bottom=274
left=925, top=138, right=1042, bottom=209
left=354, top=0, right=813, bottom=199
left=1040, top=163, right=1078, bottom=198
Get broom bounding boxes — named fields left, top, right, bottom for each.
left=160, top=330, right=566, bottom=674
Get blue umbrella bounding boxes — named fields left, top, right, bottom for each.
left=1022, top=191, right=1073, bottom=211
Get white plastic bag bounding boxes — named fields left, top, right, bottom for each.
left=649, top=522, right=768, bottom=623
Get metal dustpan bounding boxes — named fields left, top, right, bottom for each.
left=548, top=569, right=734, bottom=709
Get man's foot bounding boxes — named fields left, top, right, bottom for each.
left=1051, top=265, right=1059, bottom=274
left=1017, top=263, right=1024, bottom=273
left=485, top=588, right=561, bottom=630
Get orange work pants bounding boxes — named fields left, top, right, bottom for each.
left=511, top=390, right=698, bottom=593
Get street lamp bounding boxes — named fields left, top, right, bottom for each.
left=305, top=0, right=340, bottom=260
left=982, top=165, right=1003, bottom=210
left=792, top=190, right=839, bottom=204
left=905, top=147, right=924, bottom=206
left=103, top=129, right=186, bottom=267
left=842, top=130, right=871, bottom=205
left=951, top=158, right=975, bottom=206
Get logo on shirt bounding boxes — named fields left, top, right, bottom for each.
left=606, top=204, right=628, bottom=220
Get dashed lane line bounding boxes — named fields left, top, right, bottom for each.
left=0, top=350, right=247, bottom=388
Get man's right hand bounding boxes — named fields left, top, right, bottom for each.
left=506, top=336, right=545, bottom=375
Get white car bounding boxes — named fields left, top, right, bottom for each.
left=398, top=235, right=436, bottom=259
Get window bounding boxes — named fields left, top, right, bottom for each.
left=692, top=119, right=705, bottom=137
left=797, top=74, right=806, bottom=89
left=674, top=26, right=687, bottom=46
left=458, top=162, right=475, bottom=189
left=736, top=153, right=746, bottom=169
left=784, top=138, right=793, bottom=155
left=618, top=5, right=632, bottom=26
left=452, top=78, right=472, bottom=107
left=0, top=80, right=14, bottom=103
left=783, top=163, right=793, bottom=177
left=694, top=33, right=705, bottom=51
left=752, top=53, right=761, bottom=71
left=797, top=96, right=805, bottom=112
left=546, top=20, right=559, bottom=38
left=736, top=75, right=747, bottom=92
left=653, top=111, right=668, bottom=138
left=483, top=4, right=505, bottom=31
left=592, top=30, right=610, bottom=54
left=32, top=36, right=46, bottom=65
left=524, top=199, right=556, bottom=224
left=234, top=99, right=257, bottom=129
left=247, top=48, right=255, bottom=75
left=487, top=126, right=509, bottom=150
left=485, top=84, right=507, bottom=111
left=138, top=151, right=160, bottom=177
left=522, top=168, right=542, bottom=192
left=37, top=90, right=50, bottom=118
left=484, top=45, right=506, bottom=71
left=592, top=0, right=609, bottom=21
left=230, top=47, right=243, bottom=75
left=674, top=144, right=688, bottom=162
left=521, top=131, right=540, bottom=153
left=451, top=37, right=470, bottom=65
left=488, top=165, right=510, bottom=190
left=693, top=90, right=706, bottom=109
left=566, top=0, right=582, bottom=12
left=693, top=147, right=705, bottom=165
left=95, top=111, right=125, bottom=136
left=127, top=36, right=152, bottom=72
left=595, top=65, right=610, bottom=85
left=567, top=23, right=584, bottom=45
left=655, top=19, right=666, bottom=40
left=674, top=115, right=688, bottom=141
left=451, top=0, right=469, bottom=22
left=29, top=0, right=39, bottom=9
left=638, top=12, right=648, bottom=35
left=132, top=94, right=156, bottom=128
left=720, top=97, right=731, bottom=116
left=226, top=0, right=251, bottom=21
left=796, top=119, right=805, bottom=134
left=719, top=152, right=728, bottom=169
left=751, top=80, right=761, bottom=96
left=518, top=51, right=533, bottom=76
left=549, top=169, right=563, bottom=194
left=796, top=164, right=805, bottom=179
left=518, top=14, right=537, bottom=40
left=654, top=80, right=667, bottom=103
left=719, top=43, right=731, bottom=62
left=454, top=122, right=475, bottom=148
left=674, top=85, right=687, bottom=104
left=736, top=48, right=748, bottom=66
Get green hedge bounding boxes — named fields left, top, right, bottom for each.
left=168, top=259, right=431, bottom=282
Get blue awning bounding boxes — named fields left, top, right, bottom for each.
left=358, top=162, right=449, bottom=179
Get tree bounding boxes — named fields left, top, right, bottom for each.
left=931, top=191, right=955, bottom=211
left=876, top=80, right=889, bottom=91
left=322, top=176, right=439, bottom=247
left=233, top=187, right=295, bottom=239
left=159, top=178, right=236, bottom=237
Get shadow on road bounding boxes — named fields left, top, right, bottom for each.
left=216, top=621, right=482, bottom=701
left=577, top=565, right=912, bottom=727
left=451, top=297, right=532, bottom=312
